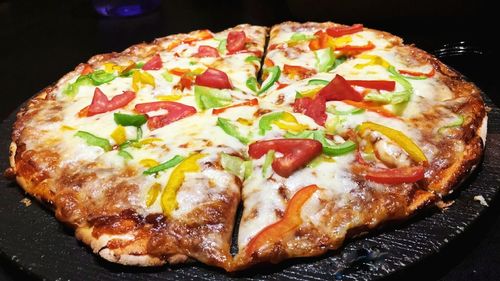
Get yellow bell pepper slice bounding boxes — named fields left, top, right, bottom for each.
left=132, top=71, right=156, bottom=91
left=355, top=54, right=391, bottom=69
left=104, top=62, right=124, bottom=73
left=273, top=112, right=308, bottom=133
left=299, top=87, right=322, bottom=98
left=161, top=153, right=206, bottom=216
left=60, top=125, right=76, bottom=131
left=110, top=125, right=127, bottom=145
left=237, top=118, right=253, bottom=126
left=328, top=35, right=352, bottom=48
left=146, top=183, right=161, bottom=207
left=139, top=158, right=160, bottom=168
left=139, top=137, right=163, bottom=146
left=358, top=121, right=428, bottom=164
left=156, top=94, right=183, bottom=101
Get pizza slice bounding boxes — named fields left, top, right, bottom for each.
left=9, top=24, right=267, bottom=268
left=231, top=22, right=485, bottom=269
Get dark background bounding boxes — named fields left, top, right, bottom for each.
left=0, top=0, right=498, bottom=280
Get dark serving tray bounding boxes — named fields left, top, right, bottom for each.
left=0, top=75, right=499, bottom=280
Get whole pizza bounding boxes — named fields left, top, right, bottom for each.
left=6, top=22, right=486, bottom=271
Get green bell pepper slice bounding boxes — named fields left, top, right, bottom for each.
left=258, top=66, right=281, bottom=94
left=194, top=85, right=232, bottom=110
left=114, top=113, right=148, bottom=127
left=88, top=70, right=116, bottom=85
left=75, top=131, right=112, bottom=151
left=314, top=47, right=335, bottom=72
left=217, top=117, right=250, bottom=144
left=143, top=155, right=185, bottom=175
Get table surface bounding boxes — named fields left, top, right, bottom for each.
left=0, top=0, right=498, bottom=280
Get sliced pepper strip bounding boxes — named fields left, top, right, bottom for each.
left=145, top=183, right=161, bottom=207
left=399, top=68, right=435, bottom=78
left=258, top=66, right=281, bottom=94
left=342, top=100, right=398, bottom=118
left=161, top=153, right=206, bottom=216
left=216, top=117, right=250, bottom=144
left=110, top=125, right=127, bottom=145
left=326, top=24, right=363, bottom=37
left=220, top=153, right=250, bottom=179
left=212, top=98, right=258, bottom=115
left=114, top=113, right=147, bottom=127
left=335, top=42, right=375, bottom=52
left=358, top=122, right=428, bottom=164
left=438, top=115, right=464, bottom=134
left=258, top=112, right=307, bottom=135
left=245, top=184, right=319, bottom=255
left=194, top=85, right=232, bottom=110
left=143, top=155, right=185, bottom=175
left=75, top=131, right=112, bottom=151
left=365, top=166, right=425, bottom=184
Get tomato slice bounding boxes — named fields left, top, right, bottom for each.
left=86, top=88, right=136, bottom=117
left=134, top=101, right=197, bottom=130
left=335, top=42, right=375, bottom=52
left=245, top=184, right=319, bottom=255
left=194, top=68, right=232, bottom=89
left=248, top=139, right=322, bottom=177
left=365, top=166, right=425, bottom=184
left=212, top=98, right=258, bottom=115
left=309, top=30, right=329, bottom=51
left=227, top=31, right=246, bottom=54
left=193, top=45, right=220, bottom=58
left=283, top=64, right=316, bottom=80
left=326, top=24, right=363, bottom=37
left=293, top=95, right=327, bottom=126
left=348, top=80, right=396, bottom=91
left=317, top=74, right=363, bottom=102
left=142, top=54, right=163, bottom=71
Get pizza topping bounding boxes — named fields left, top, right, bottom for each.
left=143, top=155, right=185, bottom=175
left=193, top=45, right=220, bottom=58
left=258, top=112, right=307, bottom=135
left=63, top=75, right=93, bottom=97
left=262, top=150, right=275, bottom=177
left=220, top=153, right=252, bottom=180
left=216, top=117, right=250, bottom=144
left=81, top=88, right=136, bottom=117
left=161, top=153, right=206, bottom=216
left=364, top=166, right=425, bottom=184
left=194, top=85, right=233, bottom=110
left=216, top=38, right=227, bottom=53
left=81, top=64, right=93, bottom=75
left=348, top=80, right=396, bottom=91
left=398, top=68, right=435, bottom=79
left=212, top=98, right=258, bottom=115
left=326, top=105, right=365, bottom=115
left=132, top=70, right=156, bottom=91
left=307, top=79, right=329, bottom=86
left=314, top=47, right=335, bottom=72
left=110, top=125, right=127, bottom=145
left=245, top=184, right=319, bottom=255
left=246, top=77, right=259, bottom=92
left=114, top=113, right=148, bottom=127
left=317, top=75, right=364, bottom=102
left=285, top=130, right=356, bottom=156
left=258, top=66, right=281, bottom=94
left=283, top=64, right=316, bottom=80
left=145, top=183, right=162, bottom=207
left=135, top=101, right=197, bottom=130
left=248, top=139, right=322, bottom=177
left=142, top=54, right=163, bottom=70
left=438, top=115, right=464, bottom=134
left=335, top=41, right=375, bottom=53
left=358, top=122, right=428, bottom=164
left=326, top=24, right=364, bottom=37
left=74, top=131, right=112, bottom=151
left=293, top=94, right=327, bottom=126
left=342, top=100, right=397, bottom=118
left=183, top=29, right=213, bottom=44
left=309, top=30, right=329, bottom=51
left=245, top=55, right=260, bottom=63
left=227, top=31, right=247, bottom=54
left=288, top=33, right=316, bottom=43
left=139, top=159, right=160, bottom=168
left=195, top=68, right=233, bottom=89
left=89, top=70, right=117, bottom=85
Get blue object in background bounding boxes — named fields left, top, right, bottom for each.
left=92, top=0, right=161, bottom=17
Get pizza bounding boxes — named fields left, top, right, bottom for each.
left=6, top=22, right=486, bottom=272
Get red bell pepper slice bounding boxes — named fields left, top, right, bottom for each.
left=398, top=68, right=435, bottom=78
left=365, top=166, right=425, bottom=184
left=249, top=139, right=322, bottom=177
left=342, top=100, right=398, bottom=118
left=326, top=24, right=363, bottom=37
left=193, top=45, right=220, bottom=58
left=169, top=68, right=190, bottom=76
left=227, top=31, right=246, bottom=54
left=194, top=68, right=233, bottom=89
left=81, top=64, right=93, bottom=75
left=212, top=98, right=258, bottom=115
left=179, top=75, right=193, bottom=91
left=264, top=58, right=275, bottom=67
left=134, top=101, right=197, bottom=130
left=309, top=30, right=329, bottom=51
left=317, top=75, right=363, bottom=102
left=347, top=80, right=396, bottom=91
left=82, top=88, right=136, bottom=117
left=293, top=95, right=327, bottom=126
left=283, top=64, right=316, bottom=80
left=335, top=41, right=375, bottom=52
left=277, top=82, right=289, bottom=89
left=245, top=184, right=319, bottom=255
left=142, top=54, right=163, bottom=71
left=182, top=29, right=213, bottom=44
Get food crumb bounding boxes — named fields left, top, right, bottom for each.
left=473, top=195, right=488, bottom=207
left=20, top=198, right=32, bottom=207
